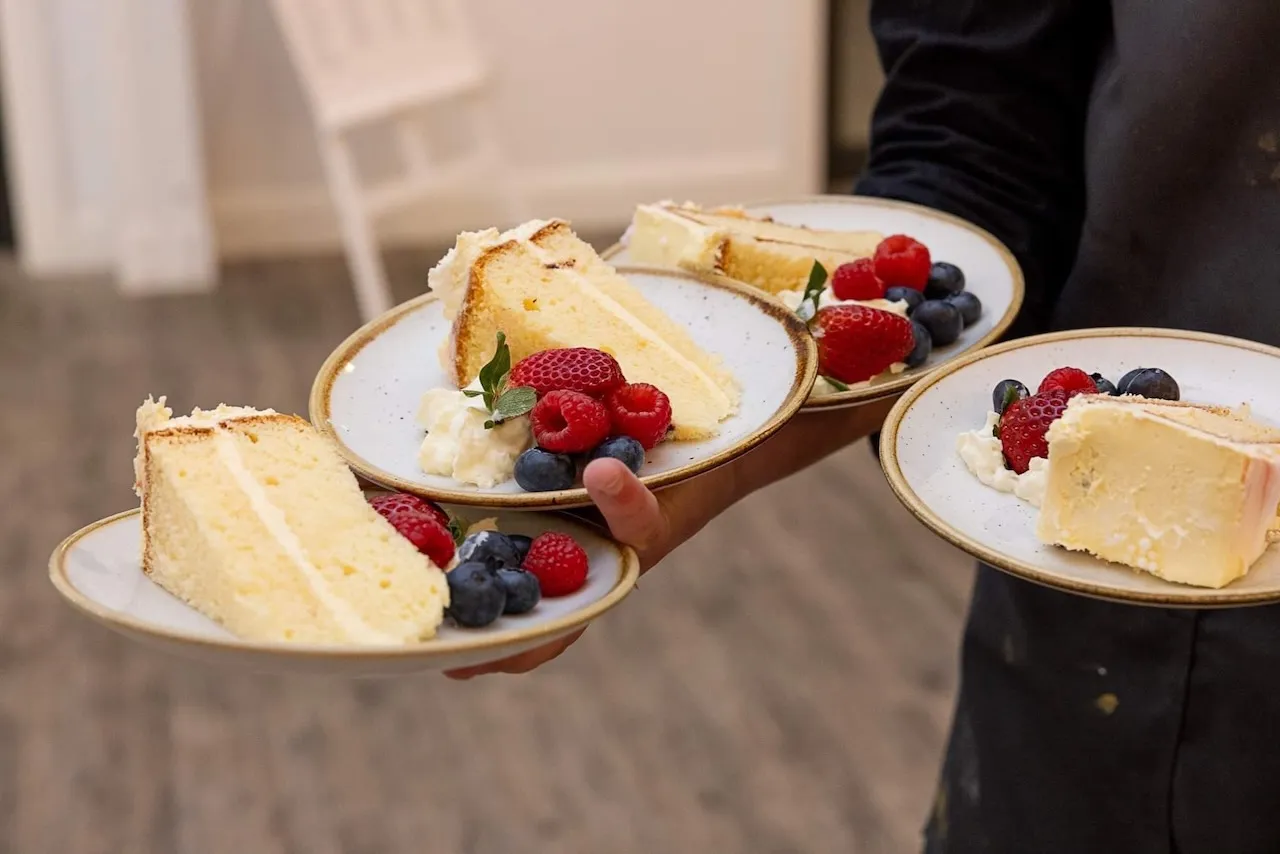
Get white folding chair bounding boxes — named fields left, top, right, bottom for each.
left=270, top=0, right=527, bottom=321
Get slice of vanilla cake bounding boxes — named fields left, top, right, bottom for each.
left=1036, top=395, right=1280, bottom=588
left=429, top=219, right=740, bottom=441
left=624, top=201, right=883, bottom=295
left=134, top=397, right=448, bottom=644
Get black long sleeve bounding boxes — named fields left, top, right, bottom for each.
left=854, top=0, right=1110, bottom=338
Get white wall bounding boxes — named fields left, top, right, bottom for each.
left=191, top=0, right=827, bottom=259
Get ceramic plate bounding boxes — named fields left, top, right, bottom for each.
left=603, top=195, right=1024, bottom=409
left=49, top=505, right=640, bottom=676
left=311, top=266, right=816, bottom=509
left=880, top=328, right=1280, bottom=607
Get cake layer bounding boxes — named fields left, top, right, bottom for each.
left=1036, top=395, right=1280, bottom=588
left=137, top=398, right=447, bottom=644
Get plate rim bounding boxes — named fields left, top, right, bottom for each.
left=600, top=194, right=1026, bottom=410
left=309, top=265, right=819, bottom=509
left=879, top=325, right=1280, bottom=607
left=48, top=508, right=642, bottom=660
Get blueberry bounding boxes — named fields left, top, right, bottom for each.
left=1090, top=373, right=1119, bottom=396
left=947, top=291, right=982, bottom=328
left=1116, top=368, right=1145, bottom=394
left=904, top=321, right=932, bottom=368
left=884, top=286, right=924, bottom=314
left=445, top=562, right=506, bottom=628
left=457, top=530, right=522, bottom=569
left=587, top=436, right=645, bottom=474
left=992, top=379, right=1030, bottom=415
left=924, top=262, right=966, bottom=300
left=508, top=534, right=534, bottom=564
left=514, top=448, right=576, bottom=492
left=913, top=300, right=963, bottom=347
left=1119, top=367, right=1180, bottom=401
left=496, top=568, right=541, bottom=615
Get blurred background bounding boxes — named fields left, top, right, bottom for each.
left=0, top=1, right=973, bottom=851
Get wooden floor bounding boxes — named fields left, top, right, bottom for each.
left=0, top=243, right=975, bottom=854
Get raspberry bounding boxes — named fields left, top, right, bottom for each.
left=830, top=258, right=885, bottom=301
left=368, top=492, right=449, bottom=530
left=873, top=235, right=932, bottom=290
left=509, top=348, right=626, bottom=398
left=521, top=532, right=589, bottom=597
left=604, top=383, right=673, bottom=450
left=380, top=508, right=456, bottom=568
left=813, top=304, right=915, bottom=384
left=530, top=389, right=611, bottom=453
left=1037, top=366, right=1098, bottom=396
left=998, top=388, right=1082, bottom=474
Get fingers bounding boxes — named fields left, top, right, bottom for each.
left=445, top=628, right=586, bottom=679
left=582, top=458, right=670, bottom=560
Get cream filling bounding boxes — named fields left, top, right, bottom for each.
left=956, top=411, right=1048, bottom=507
left=211, top=428, right=398, bottom=645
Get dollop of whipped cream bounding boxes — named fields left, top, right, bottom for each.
left=956, top=411, right=1047, bottom=506
left=416, top=381, right=532, bottom=488
left=775, top=288, right=911, bottom=395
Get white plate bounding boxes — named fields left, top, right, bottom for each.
left=603, top=195, right=1024, bottom=409
left=49, top=506, right=640, bottom=676
left=311, top=267, right=816, bottom=509
left=880, top=328, right=1280, bottom=607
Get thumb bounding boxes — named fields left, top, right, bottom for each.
left=582, top=458, right=669, bottom=561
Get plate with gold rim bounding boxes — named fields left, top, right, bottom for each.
left=310, top=266, right=817, bottom=510
left=48, top=501, right=640, bottom=676
left=879, top=327, right=1280, bottom=607
left=602, top=195, right=1025, bottom=411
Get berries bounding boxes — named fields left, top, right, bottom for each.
left=1038, top=367, right=1098, bottom=395
left=372, top=494, right=456, bottom=567
left=509, top=348, right=626, bottom=398
left=912, top=300, right=964, bottom=347
left=456, top=530, right=523, bottom=570
left=530, top=389, right=611, bottom=453
left=514, top=448, right=576, bottom=492
left=814, top=304, right=915, bottom=384
left=446, top=562, right=508, bottom=628
left=604, top=383, right=673, bottom=450
left=588, top=435, right=646, bottom=474
left=830, top=258, right=885, bottom=301
left=998, top=388, right=1080, bottom=474
left=1091, top=373, right=1119, bottom=395
left=873, top=235, right=932, bottom=290
left=522, top=532, right=590, bottom=597
left=884, top=286, right=924, bottom=314
left=992, top=379, right=1030, bottom=415
left=904, top=321, right=932, bottom=368
left=1118, top=367, right=1180, bottom=400
left=948, top=292, right=982, bottom=327
left=508, top=534, right=534, bottom=564
left=925, top=262, right=966, bottom=300
left=496, top=568, right=542, bottom=615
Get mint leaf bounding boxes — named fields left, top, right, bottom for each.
left=492, top=386, right=537, bottom=423
left=461, top=389, right=484, bottom=398
left=478, top=332, right=511, bottom=396
left=822, top=375, right=850, bottom=392
left=796, top=261, right=828, bottom=323
left=447, top=515, right=468, bottom=547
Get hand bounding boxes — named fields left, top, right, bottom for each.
left=445, top=396, right=898, bottom=678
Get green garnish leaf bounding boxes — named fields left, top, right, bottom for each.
left=796, top=261, right=828, bottom=323
left=461, top=389, right=484, bottom=398
left=822, top=375, right=851, bottom=392
left=492, top=386, right=537, bottom=423
left=447, top=514, right=468, bottom=546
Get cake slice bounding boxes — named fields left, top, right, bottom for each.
left=1036, top=394, right=1280, bottom=588
left=429, top=218, right=740, bottom=441
left=134, top=397, right=448, bottom=644
left=623, top=201, right=883, bottom=295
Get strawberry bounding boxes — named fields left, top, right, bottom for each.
left=530, top=389, right=611, bottom=453
left=369, top=492, right=449, bottom=530
left=604, top=383, right=673, bottom=449
left=813, top=304, right=915, bottom=385
left=830, top=258, right=885, bottom=301
left=998, top=388, right=1081, bottom=474
left=873, top=235, right=932, bottom=290
left=1037, top=366, right=1098, bottom=396
left=521, top=532, right=589, bottom=597
left=378, top=506, right=456, bottom=568
left=509, top=348, right=625, bottom=398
